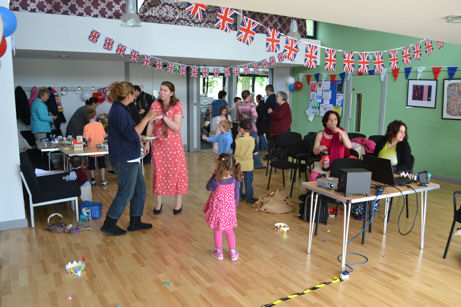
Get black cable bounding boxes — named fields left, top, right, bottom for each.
left=396, top=184, right=419, bottom=235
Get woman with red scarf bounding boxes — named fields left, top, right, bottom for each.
left=309, top=110, right=352, bottom=181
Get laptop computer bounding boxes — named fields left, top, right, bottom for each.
left=363, top=155, right=411, bottom=186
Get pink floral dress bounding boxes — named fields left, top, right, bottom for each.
left=203, top=177, right=238, bottom=230
left=150, top=101, right=188, bottom=195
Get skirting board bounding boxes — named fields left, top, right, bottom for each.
left=432, top=174, right=461, bottom=185
left=0, top=219, right=28, bottom=231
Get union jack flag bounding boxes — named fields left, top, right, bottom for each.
left=88, top=29, right=100, bottom=43
left=201, top=67, right=209, bottom=78
left=253, top=62, right=259, bottom=73
left=261, top=59, right=268, bottom=69
left=265, top=27, right=281, bottom=53
left=324, top=48, right=336, bottom=71
left=142, top=55, right=152, bottom=68
left=185, top=2, right=207, bottom=21
left=98, top=88, right=108, bottom=101
left=167, top=62, right=176, bottom=74
left=178, top=64, right=187, bottom=76
left=155, top=58, right=163, bottom=71
left=357, top=52, right=370, bottom=74
left=215, top=6, right=235, bottom=33
left=103, top=37, right=114, bottom=51
left=424, top=39, right=433, bottom=55
left=342, top=51, right=355, bottom=72
left=412, top=42, right=422, bottom=61
left=401, top=46, right=412, bottom=65
left=374, top=51, right=384, bottom=72
left=243, top=65, right=250, bottom=75
left=269, top=56, right=277, bottom=66
left=191, top=66, right=199, bottom=78
left=304, top=43, right=319, bottom=69
left=115, top=43, right=126, bottom=56
left=233, top=66, right=240, bottom=77
left=224, top=67, right=231, bottom=77
left=437, top=41, right=444, bottom=49
left=236, top=16, right=258, bottom=45
left=213, top=67, right=220, bottom=78
left=282, top=37, right=299, bottom=62
left=388, top=49, right=398, bottom=69
left=277, top=52, right=285, bottom=63
left=130, top=50, right=139, bottom=63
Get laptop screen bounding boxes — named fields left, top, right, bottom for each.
left=363, top=155, right=396, bottom=185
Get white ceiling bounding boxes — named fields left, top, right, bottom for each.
left=199, top=0, right=461, bottom=45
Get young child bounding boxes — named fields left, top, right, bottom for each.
left=83, top=108, right=107, bottom=186
left=63, top=156, right=92, bottom=202
left=203, top=153, right=241, bottom=261
left=201, top=119, right=233, bottom=155
left=234, top=119, right=257, bottom=204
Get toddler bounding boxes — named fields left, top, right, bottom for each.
left=201, top=119, right=233, bottom=155
left=234, top=119, right=257, bottom=203
left=63, top=156, right=92, bottom=202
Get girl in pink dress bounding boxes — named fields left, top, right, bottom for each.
left=145, top=81, right=188, bottom=215
left=203, top=154, right=242, bottom=261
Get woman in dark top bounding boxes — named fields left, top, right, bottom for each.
left=66, top=97, right=99, bottom=137
left=100, top=82, right=158, bottom=236
left=372, top=120, right=413, bottom=172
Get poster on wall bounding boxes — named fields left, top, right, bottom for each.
left=308, top=80, right=344, bottom=117
left=406, top=79, right=437, bottom=108
left=442, top=79, right=461, bottom=120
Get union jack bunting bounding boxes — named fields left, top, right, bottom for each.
left=324, top=48, right=336, bottom=71
left=215, top=6, right=235, bottom=33
left=401, top=46, right=412, bottom=65
left=130, top=50, right=139, bottom=63
left=388, top=49, right=398, bottom=69
left=233, top=66, right=240, bottom=77
left=115, top=43, right=126, bottom=56
left=304, top=43, right=319, bottom=69
left=243, top=65, right=250, bottom=74
left=213, top=67, right=220, bottom=78
left=277, top=52, right=285, bottom=63
left=424, top=39, right=433, bottom=55
left=167, top=62, right=176, bottom=74
left=142, top=55, right=152, bottom=68
left=253, top=62, right=259, bottom=73
left=373, top=51, right=384, bottom=72
left=412, top=42, right=422, bottom=61
left=155, top=58, right=164, bottom=71
left=191, top=66, right=199, bottom=78
left=224, top=67, right=231, bottom=77
left=342, top=51, right=355, bottom=72
left=437, top=41, right=444, bottom=49
left=236, top=16, right=258, bottom=45
left=103, top=37, right=114, bottom=51
left=88, top=29, right=100, bottom=43
left=260, top=59, right=268, bottom=69
left=178, top=64, right=187, bottom=76
left=185, top=3, right=207, bottom=22
left=282, top=37, right=299, bottom=62
left=201, top=67, right=209, bottom=78
left=269, top=56, right=277, bottom=66
left=265, top=27, right=281, bottom=53
left=357, top=52, right=370, bottom=74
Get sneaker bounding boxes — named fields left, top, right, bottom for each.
left=454, top=228, right=461, bottom=236
left=90, top=179, right=97, bottom=185
left=230, top=249, right=239, bottom=261
left=101, top=180, right=108, bottom=186
left=246, top=198, right=258, bottom=204
left=212, top=249, right=224, bottom=260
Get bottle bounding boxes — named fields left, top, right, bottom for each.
left=321, top=150, right=330, bottom=171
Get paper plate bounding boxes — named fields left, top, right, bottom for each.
left=142, top=136, right=158, bottom=141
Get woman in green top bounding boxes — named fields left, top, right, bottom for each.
left=372, top=120, right=413, bottom=173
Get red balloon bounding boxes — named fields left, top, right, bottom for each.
left=92, top=92, right=104, bottom=103
left=294, top=81, right=303, bottom=90
left=0, top=37, right=7, bottom=58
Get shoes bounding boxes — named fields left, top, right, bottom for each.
left=212, top=249, right=224, bottom=260
left=127, top=216, right=152, bottom=231
left=246, top=198, right=258, bottom=204
left=101, top=180, right=108, bottom=186
left=153, top=204, right=163, bottom=215
left=255, top=165, right=266, bottom=169
left=230, top=249, right=239, bottom=261
left=100, top=217, right=126, bottom=236
left=454, top=228, right=461, bottom=236
left=90, top=179, right=97, bottom=185
left=173, top=205, right=182, bottom=215
left=239, top=193, right=245, bottom=201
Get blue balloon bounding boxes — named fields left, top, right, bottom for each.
left=288, top=83, right=295, bottom=91
left=0, top=7, right=17, bottom=37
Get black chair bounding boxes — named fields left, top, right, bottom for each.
left=368, top=135, right=385, bottom=145
left=19, top=152, right=81, bottom=228
left=265, top=131, right=300, bottom=175
left=443, top=191, right=461, bottom=258
left=348, top=132, right=366, bottom=140
left=296, top=135, right=321, bottom=176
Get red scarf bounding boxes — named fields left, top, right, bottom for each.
left=323, top=127, right=350, bottom=162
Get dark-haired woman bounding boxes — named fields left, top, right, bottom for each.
left=66, top=97, right=99, bottom=138
left=146, top=81, right=188, bottom=215
left=373, top=120, right=412, bottom=172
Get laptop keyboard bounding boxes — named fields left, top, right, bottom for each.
left=395, top=177, right=412, bottom=186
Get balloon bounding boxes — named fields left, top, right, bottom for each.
left=0, top=36, right=6, bottom=58
left=288, top=83, right=295, bottom=91
left=286, top=76, right=295, bottom=85
left=0, top=7, right=18, bottom=37
left=92, top=92, right=104, bottom=103
left=0, top=13, right=3, bottom=39
left=81, top=91, right=91, bottom=101
left=294, top=81, right=303, bottom=90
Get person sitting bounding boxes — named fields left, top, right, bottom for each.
left=63, top=156, right=92, bottom=202
left=372, top=120, right=412, bottom=173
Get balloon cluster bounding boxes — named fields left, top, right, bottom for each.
left=286, top=76, right=303, bottom=91
left=0, top=6, right=18, bottom=58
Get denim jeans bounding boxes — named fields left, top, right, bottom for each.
left=250, top=132, right=264, bottom=168
left=106, top=161, right=146, bottom=219
left=259, top=134, right=268, bottom=151
left=240, top=171, right=254, bottom=201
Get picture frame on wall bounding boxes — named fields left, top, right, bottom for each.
left=442, top=79, right=461, bottom=120
left=406, top=79, right=437, bottom=108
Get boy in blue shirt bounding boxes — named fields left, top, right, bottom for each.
left=202, top=120, right=233, bottom=155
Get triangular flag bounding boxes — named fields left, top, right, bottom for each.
left=357, top=71, right=364, bottom=76
left=314, top=73, right=320, bottom=82
left=404, top=67, right=412, bottom=80
left=448, top=67, right=458, bottom=80
left=368, top=69, right=375, bottom=75
left=416, top=67, right=425, bottom=79
left=380, top=68, right=388, bottom=82
left=339, top=72, right=345, bottom=83
left=432, top=67, right=442, bottom=80
left=306, top=75, right=312, bottom=84
left=392, top=68, right=400, bottom=81
left=330, top=74, right=336, bottom=85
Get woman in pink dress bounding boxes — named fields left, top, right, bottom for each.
left=145, top=81, right=188, bottom=215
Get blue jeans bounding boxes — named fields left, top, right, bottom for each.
left=259, top=134, right=268, bottom=151
left=250, top=132, right=264, bottom=168
left=106, top=162, right=146, bottom=219
left=240, top=171, right=254, bottom=201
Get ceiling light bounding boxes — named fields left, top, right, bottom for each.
left=446, top=15, right=461, bottom=23
left=121, top=0, right=142, bottom=27
left=59, top=54, right=69, bottom=59
left=287, top=19, right=301, bottom=40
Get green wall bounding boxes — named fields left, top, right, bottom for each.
left=291, top=22, right=461, bottom=179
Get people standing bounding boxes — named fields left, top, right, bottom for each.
left=66, top=97, right=98, bottom=138
left=234, top=119, right=257, bottom=204
left=83, top=108, right=107, bottom=186
left=202, top=119, right=233, bottom=155
left=267, top=91, right=292, bottom=147
left=30, top=87, right=57, bottom=140
left=264, top=85, right=277, bottom=152
left=211, top=90, right=228, bottom=118
left=209, top=106, right=232, bottom=153
left=255, top=94, right=268, bottom=151
left=134, top=85, right=155, bottom=118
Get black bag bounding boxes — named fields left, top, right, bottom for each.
left=298, top=194, right=328, bottom=223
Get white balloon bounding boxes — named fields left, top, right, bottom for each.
left=0, top=16, right=3, bottom=40
left=286, top=76, right=295, bottom=85
left=81, top=91, right=91, bottom=101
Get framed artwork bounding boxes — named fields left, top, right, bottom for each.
left=406, top=79, right=437, bottom=108
left=442, top=79, right=461, bottom=120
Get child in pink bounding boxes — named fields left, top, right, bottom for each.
left=203, top=153, right=241, bottom=261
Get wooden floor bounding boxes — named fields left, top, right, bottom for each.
left=2, top=150, right=461, bottom=306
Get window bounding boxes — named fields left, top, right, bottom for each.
left=305, top=20, right=317, bottom=38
